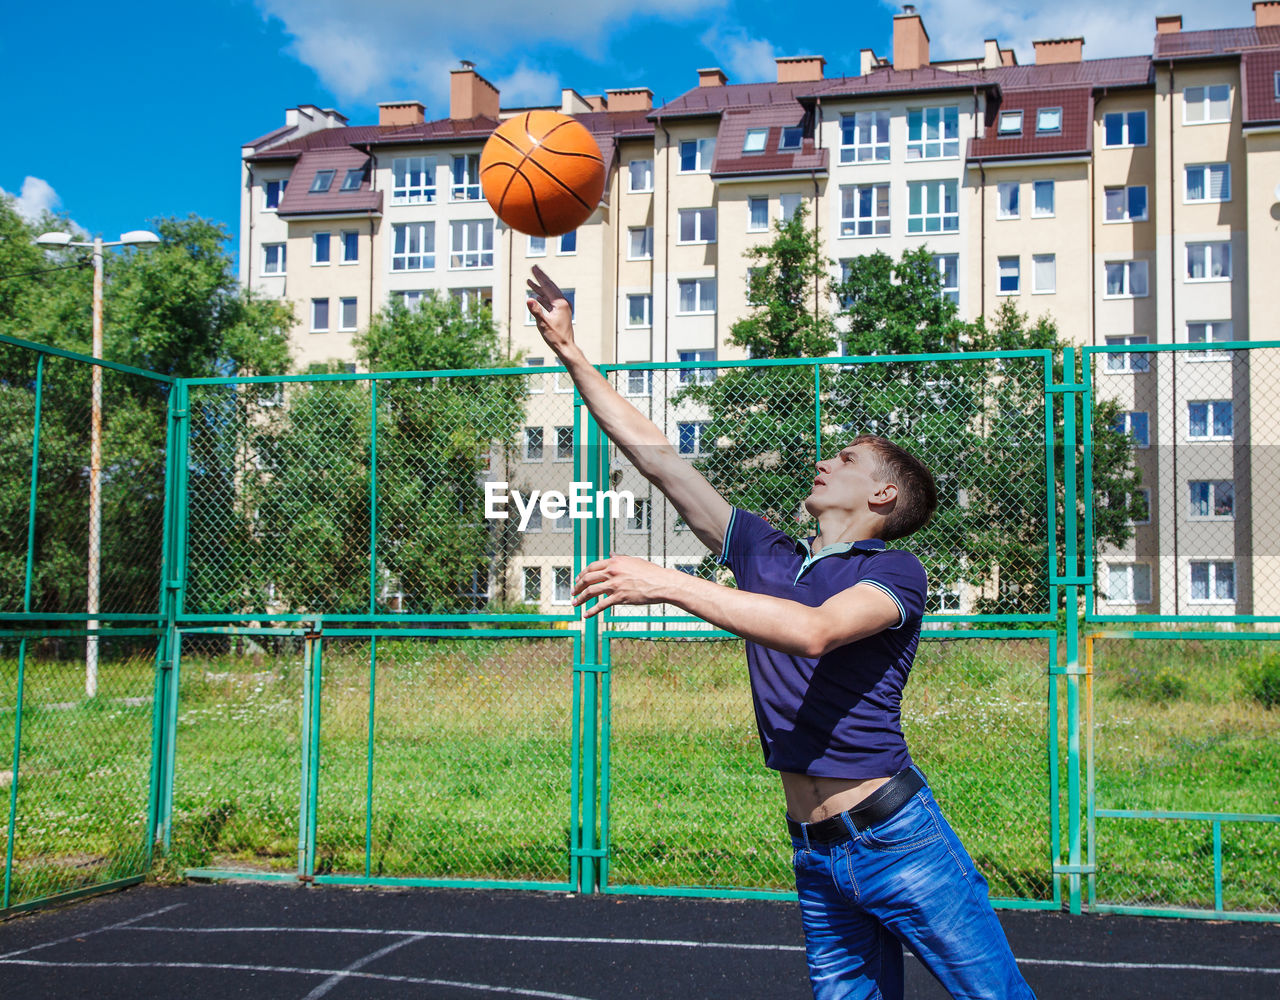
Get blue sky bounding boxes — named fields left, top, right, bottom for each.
left=1, top=0, right=1259, bottom=255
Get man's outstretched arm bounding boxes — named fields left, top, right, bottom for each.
left=526, top=266, right=732, bottom=554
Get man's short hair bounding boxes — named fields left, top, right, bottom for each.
left=851, top=434, right=938, bottom=541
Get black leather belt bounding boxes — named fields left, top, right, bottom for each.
left=787, top=768, right=925, bottom=843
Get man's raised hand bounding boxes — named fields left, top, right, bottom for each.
left=526, top=265, right=576, bottom=353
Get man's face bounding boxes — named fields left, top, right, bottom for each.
left=804, top=442, right=890, bottom=518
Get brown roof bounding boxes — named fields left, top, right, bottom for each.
left=1153, top=25, right=1280, bottom=60
left=1242, top=49, right=1280, bottom=124
left=976, top=56, right=1152, bottom=90
left=968, top=87, right=1093, bottom=161
left=710, top=106, right=827, bottom=177
left=652, top=80, right=823, bottom=119
left=805, top=65, right=997, bottom=100
left=276, top=149, right=382, bottom=217
left=248, top=125, right=388, bottom=161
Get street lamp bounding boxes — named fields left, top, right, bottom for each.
left=35, top=229, right=161, bottom=697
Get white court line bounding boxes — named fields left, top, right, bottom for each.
left=91, top=924, right=1280, bottom=977
left=301, top=934, right=427, bottom=1000
left=0, top=903, right=186, bottom=961
left=0, top=960, right=598, bottom=999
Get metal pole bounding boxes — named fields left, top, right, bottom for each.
left=86, top=236, right=104, bottom=698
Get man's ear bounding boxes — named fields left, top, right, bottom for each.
left=871, top=482, right=898, bottom=507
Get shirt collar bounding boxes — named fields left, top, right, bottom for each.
left=793, top=535, right=885, bottom=585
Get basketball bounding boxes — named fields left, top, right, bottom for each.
left=480, top=111, right=606, bottom=237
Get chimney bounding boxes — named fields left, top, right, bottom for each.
left=1000, top=48, right=1018, bottom=67
left=378, top=101, right=425, bottom=127
left=859, top=49, right=881, bottom=74
left=561, top=89, right=592, bottom=114
left=698, top=67, right=728, bottom=87
left=776, top=55, right=826, bottom=83
left=1033, top=38, right=1084, bottom=64
left=983, top=39, right=1004, bottom=68
left=1256, top=2, right=1280, bottom=27
left=893, top=6, right=931, bottom=71
left=584, top=95, right=608, bottom=111
left=606, top=87, right=654, bottom=112
left=1155, top=14, right=1183, bottom=33
left=450, top=61, right=500, bottom=120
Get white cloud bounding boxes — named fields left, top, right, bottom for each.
left=495, top=64, right=562, bottom=108
left=1, top=176, right=85, bottom=234
left=255, top=0, right=724, bottom=105
left=701, top=25, right=777, bottom=84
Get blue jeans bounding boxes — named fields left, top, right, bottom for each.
left=789, top=768, right=1035, bottom=1000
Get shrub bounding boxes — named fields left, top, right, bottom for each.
left=1241, top=654, right=1280, bottom=710
left=1115, top=665, right=1188, bottom=704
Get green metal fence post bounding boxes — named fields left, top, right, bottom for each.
left=297, top=626, right=323, bottom=880
left=578, top=407, right=602, bottom=893
left=2, top=640, right=27, bottom=911
left=1062, top=348, right=1084, bottom=914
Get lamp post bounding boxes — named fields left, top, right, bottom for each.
left=36, top=229, right=160, bottom=697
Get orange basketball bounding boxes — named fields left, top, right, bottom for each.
left=480, top=110, right=605, bottom=237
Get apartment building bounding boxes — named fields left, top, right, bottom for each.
left=238, top=3, right=1280, bottom=616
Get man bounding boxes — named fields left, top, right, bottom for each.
left=525, top=266, right=1034, bottom=999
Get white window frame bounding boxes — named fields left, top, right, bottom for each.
left=338, top=297, right=358, bottom=332
left=1187, top=321, right=1232, bottom=360
left=340, top=230, right=359, bottom=265
left=391, top=156, right=436, bottom=205
left=624, top=497, right=651, bottom=532
left=450, top=153, right=481, bottom=201
left=1103, top=111, right=1147, bottom=148
left=1104, top=260, right=1149, bottom=298
left=1185, top=241, right=1231, bottom=282
left=628, top=158, right=654, bottom=192
left=523, top=426, right=544, bottom=462
left=1116, top=411, right=1150, bottom=448
left=1183, top=84, right=1231, bottom=125
left=309, top=169, right=335, bottom=193
left=677, top=278, right=716, bottom=315
left=451, top=287, right=491, bottom=315
left=1036, top=107, right=1062, bottom=134
left=1129, top=489, right=1152, bottom=526
left=552, top=567, right=573, bottom=605
left=839, top=183, right=890, bottom=237
left=626, top=294, right=652, bottom=329
left=1184, top=163, right=1231, bottom=204
left=1189, top=480, right=1234, bottom=521
left=678, top=208, right=717, bottom=244
left=522, top=566, right=542, bottom=604
left=449, top=220, right=494, bottom=270
left=932, top=254, right=959, bottom=305
left=263, top=179, right=287, bottom=211
left=391, top=222, right=435, bottom=272
left=780, top=193, right=802, bottom=222
left=312, top=232, right=331, bottom=266
left=1104, top=334, right=1150, bottom=373
left=623, top=367, right=652, bottom=396
left=1104, top=185, right=1148, bottom=223
left=527, top=236, right=546, bottom=258
left=1189, top=561, right=1235, bottom=604
left=997, top=256, right=1020, bottom=295
left=678, top=349, right=716, bottom=385
left=997, top=110, right=1023, bottom=136
left=1032, top=253, right=1056, bottom=294
left=554, top=425, right=574, bottom=463
left=743, top=128, right=768, bottom=153
left=1106, top=562, right=1153, bottom=604
left=524, top=357, right=545, bottom=394
left=1187, top=400, right=1233, bottom=441
left=557, top=231, right=577, bottom=255
left=907, top=105, right=960, bottom=159
left=1032, top=180, right=1055, bottom=218
left=748, top=196, right=769, bottom=232
left=779, top=126, right=803, bottom=151
left=628, top=227, right=654, bottom=260
left=261, top=242, right=286, bottom=276
left=310, top=297, right=330, bottom=333
left=840, top=110, right=890, bottom=163
left=677, top=420, right=710, bottom=456
left=679, top=137, right=716, bottom=173
left=906, top=180, right=959, bottom=234
left=997, top=182, right=1020, bottom=220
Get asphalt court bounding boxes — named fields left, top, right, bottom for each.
left=2, top=882, right=1279, bottom=999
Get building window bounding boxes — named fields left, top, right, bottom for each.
left=748, top=196, right=769, bottom=231
left=677, top=278, right=716, bottom=314
left=1128, top=489, right=1152, bottom=525
left=625, top=498, right=651, bottom=532
left=1107, top=563, right=1152, bottom=603
left=1183, top=84, right=1231, bottom=124
left=264, top=179, right=287, bottom=210
left=627, top=293, right=652, bottom=328
left=997, top=182, right=1019, bottom=219
left=341, top=168, right=364, bottom=191
left=309, top=169, right=335, bottom=193
left=451, top=154, right=481, bottom=200
left=1036, top=107, right=1062, bottom=133
left=932, top=254, right=959, bottom=305
left=998, top=110, right=1023, bottom=135
left=392, top=156, right=436, bottom=204
left=398, top=290, right=429, bottom=311
left=679, top=137, right=716, bottom=172
left=1032, top=254, right=1056, bottom=294
left=1115, top=411, right=1150, bottom=448
left=313, top=232, right=331, bottom=265
left=1189, top=480, right=1234, bottom=520
left=527, top=236, right=546, bottom=257
left=452, top=287, right=492, bottom=314
left=311, top=298, right=329, bottom=332
left=997, top=256, right=1020, bottom=295
left=558, top=231, right=577, bottom=255
left=1185, top=163, right=1230, bottom=203
left=524, top=357, right=545, bottom=394
left=1104, top=185, right=1148, bottom=222
left=1186, top=242, right=1231, bottom=281
left=780, top=193, right=802, bottom=222
left=339, top=297, right=357, bottom=331
left=628, top=158, right=654, bottom=192
left=262, top=243, right=286, bottom=275
left=1104, top=260, right=1149, bottom=298
left=743, top=128, right=768, bottom=153
left=840, top=184, right=890, bottom=236
left=526, top=288, right=573, bottom=324
left=840, top=110, right=890, bottom=163
left=1276, top=71, right=1280, bottom=100
left=907, top=105, right=960, bottom=158
left=1105, top=334, right=1150, bottom=373
left=450, top=220, right=493, bottom=269
left=552, top=567, right=573, bottom=604
left=1190, top=561, right=1235, bottom=602
left=1103, top=111, right=1147, bottom=147
left=341, top=231, right=359, bottom=264
left=555, top=425, right=574, bottom=462
left=1032, top=180, right=1055, bottom=217
left=678, top=208, right=716, bottom=244
left=1188, top=400, right=1232, bottom=440
left=677, top=421, right=710, bottom=455
left=523, top=567, right=542, bottom=603
left=678, top=349, right=716, bottom=384
left=524, top=426, right=544, bottom=462
left=1187, top=321, right=1232, bottom=360
left=907, top=180, right=959, bottom=234
left=624, top=367, right=652, bottom=396
left=392, top=222, right=435, bottom=271
left=628, top=227, right=654, bottom=260
left=779, top=126, right=804, bottom=150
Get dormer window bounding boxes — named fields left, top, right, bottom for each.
left=309, top=169, right=335, bottom=193
left=341, top=168, right=364, bottom=191
left=998, top=111, right=1023, bottom=136
left=743, top=128, right=768, bottom=153
left=1036, top=108, right=1062, bottom=134
left=779, top=126, right=803, bottom=150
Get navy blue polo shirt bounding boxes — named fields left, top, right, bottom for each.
left=717, top=508, right=927, bottom=779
